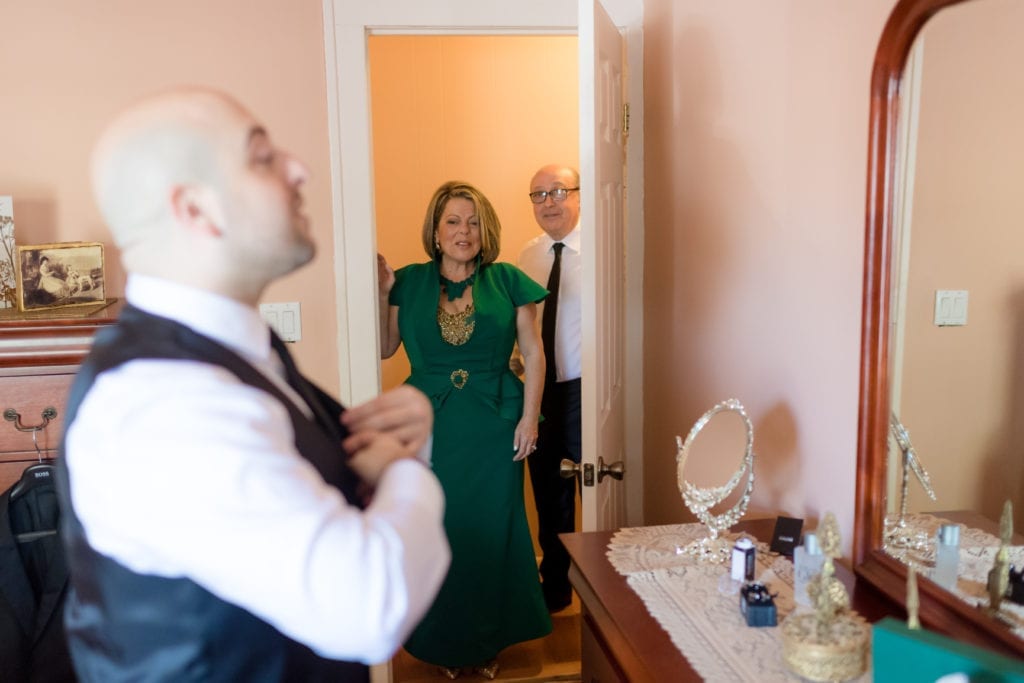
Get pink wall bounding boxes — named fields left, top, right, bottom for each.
left=369, top=35, right=579, bottom=391
left=0, top=0, right=340, bottom=392
left=642, top=1, right=897, bottom=540
left=4, top=0, right=933, bottom=543
left=899, top=0, right=1024, bottom=527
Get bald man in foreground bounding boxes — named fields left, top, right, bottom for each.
left=57, top=87, right=449, bottom=682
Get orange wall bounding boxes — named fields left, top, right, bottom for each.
left=367, top=35, right=579, bottom=555
left=642, top=0, right=897, bottom=539
left=899, top=0, right=1024, bottom=526
left=369, top=35, right=579, bottom=390
left=0, top=0, right=340, bottom=392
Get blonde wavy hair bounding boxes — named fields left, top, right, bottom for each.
left=421, top=181, right=501, bottom=264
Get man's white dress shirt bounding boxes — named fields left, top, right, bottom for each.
left=65, top=275, right=449, bottom=664
left=517, top=224, right=582, bottom=382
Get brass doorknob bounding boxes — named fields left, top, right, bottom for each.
left=598, top=456, right=625, bottom=483
left=560, top=458, right=581, bottom=479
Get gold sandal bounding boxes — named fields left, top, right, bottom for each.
left=472, top=659, right=499, bottom=680
left=437, top=665, right=461, bottom=680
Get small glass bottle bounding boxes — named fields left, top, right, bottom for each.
left=932, top=523, right=960, bottom=590
left=731, top=537, right=756, bottom=582
left=793, top=532, right=825, bottom=607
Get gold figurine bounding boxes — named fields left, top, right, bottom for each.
left=781, top=513, right=870, bottom=682
left=907, top=565, right=920, bottom=630
left=807, top=514, right=851, bottom=630
left=985, top=499, right=1013, bottom=616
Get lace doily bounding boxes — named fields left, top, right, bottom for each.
left=608, top=524, right=871, bottom=683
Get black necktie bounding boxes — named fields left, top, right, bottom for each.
left=542, top=242, right=564, bottom=381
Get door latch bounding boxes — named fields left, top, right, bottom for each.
left=561, top=459, right=618, bottom=487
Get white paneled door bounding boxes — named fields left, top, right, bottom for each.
left=578, top=0, right=627, bottom=532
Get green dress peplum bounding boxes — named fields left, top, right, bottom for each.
left=390, top=260, right=552, bottom=667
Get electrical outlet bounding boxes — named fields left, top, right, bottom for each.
left=259, top=302, right=302, bottom=342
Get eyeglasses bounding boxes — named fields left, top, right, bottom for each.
left=528, top=187, right=579, bottom=204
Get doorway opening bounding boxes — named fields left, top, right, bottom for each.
left=368, top=34, right=583, bottom=682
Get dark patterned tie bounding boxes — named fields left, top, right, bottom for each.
left=542, top=242, right=565, bottom=382
left=269, top=331, right=336, bottom=432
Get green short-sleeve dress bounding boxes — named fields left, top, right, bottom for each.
left=390, top=260, right=552, bottom=667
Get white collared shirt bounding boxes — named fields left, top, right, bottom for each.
left=518, top=224, right=582, bottom=382
left=65, top=274, right=449, bottom=663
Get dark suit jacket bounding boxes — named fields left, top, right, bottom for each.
left=0, top=469, right=75, bottom=682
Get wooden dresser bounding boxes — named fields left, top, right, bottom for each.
left=0, top=301, right=121, bottom=494
left=561, top=519, right=898, bottom=683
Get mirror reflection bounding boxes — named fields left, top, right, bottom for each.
left=887, top=0, right=1024, bottom=535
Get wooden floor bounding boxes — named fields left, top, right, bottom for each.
left=391, top=595, right=582, bottom=682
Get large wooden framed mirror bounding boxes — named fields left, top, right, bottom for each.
left=855, top=0, right=1024, bottom=658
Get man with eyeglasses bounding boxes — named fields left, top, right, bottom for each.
left=517, top=164, right=582, bottom=613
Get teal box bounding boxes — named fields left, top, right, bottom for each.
left=873, top=617, right=1024, bottom=683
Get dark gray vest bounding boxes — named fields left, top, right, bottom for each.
left=57, top=304, right=368, bottom=682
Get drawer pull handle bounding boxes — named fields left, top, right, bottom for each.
left=4, top=407, right=58, bottom=433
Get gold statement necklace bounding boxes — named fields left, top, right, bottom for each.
left=437, top=260, right=479, bottom=345
left=437, top=302, right=475, bottom=346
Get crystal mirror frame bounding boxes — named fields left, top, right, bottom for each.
left=853, top=0, right=1024, bottom=658
left=675, top=397, right=755, bottom=562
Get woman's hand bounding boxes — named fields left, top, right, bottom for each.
left=377, top=253, right=401, bottom=358
left=513, top=302, right=543, bottom=461
left=377, top=253, right=395, bottom=298
left=512, top=417, right=539, bottom=462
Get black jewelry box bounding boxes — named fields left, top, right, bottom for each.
left=739, top=582, right=777, bottom=627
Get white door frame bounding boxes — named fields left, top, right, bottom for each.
left=888, top=37, right=924, bottom=508
left=321, top=0, right=645, bottom=525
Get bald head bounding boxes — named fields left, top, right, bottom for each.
left=90, top=86, right=313, bottom=302
left=91, top=87, right=246, bottom=248
left=529, top=164, right=580, bottom=241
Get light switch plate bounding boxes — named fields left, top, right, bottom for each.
left=259, top=302, right=302, bottom=342
left=934, top=290, right=968, bottom=327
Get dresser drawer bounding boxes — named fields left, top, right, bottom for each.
left=0, top=373, right=74, bottom=456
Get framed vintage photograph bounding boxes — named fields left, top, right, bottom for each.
left=15, top=242, right=106, bottom=312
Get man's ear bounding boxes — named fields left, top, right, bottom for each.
left=169, top=184, right=224, bottom=237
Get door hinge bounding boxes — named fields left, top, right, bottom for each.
left=622, top=102, right=630, bottom=136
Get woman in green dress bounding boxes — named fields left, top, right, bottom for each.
left=378, top=181, right=552, bottom=679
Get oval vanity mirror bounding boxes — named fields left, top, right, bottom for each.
left=675, top=398, right=755, bottom=561
left=854, top=0, right=1024, bottom=658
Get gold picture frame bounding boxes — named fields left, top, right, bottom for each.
left=16, top=242, right=106, bottom=312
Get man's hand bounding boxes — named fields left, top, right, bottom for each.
left=341, top=385, right=432, bottom=455
left=342, top=429, right=409, bottom=488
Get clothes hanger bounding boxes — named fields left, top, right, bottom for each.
left=10, top=430, right=56, bottom=502
left=11, top=431, right=59, bottom=543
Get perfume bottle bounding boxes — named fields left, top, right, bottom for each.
left=932, top=523, right=960, bottom=590
left=731, top=537, right=756, bottom=582
left=793, top=532, right=825, bottom=606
